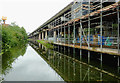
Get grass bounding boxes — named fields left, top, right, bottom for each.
left=37, top=40, right=54, bottom=49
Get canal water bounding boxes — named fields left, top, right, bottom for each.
left=2, top=44, right=63, bottom=81
left=2, top=42, right=120, bottom=82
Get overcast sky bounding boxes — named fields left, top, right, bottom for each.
left=0, top=0, right=73, bottom=33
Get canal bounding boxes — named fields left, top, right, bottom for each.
left=2, top=44, right=63, bottom=81
left=2, top=41, right=120, bottom=82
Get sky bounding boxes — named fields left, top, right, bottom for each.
left=0, top=0, right=73, bottom=33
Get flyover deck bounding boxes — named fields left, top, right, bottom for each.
left=53, top=42, right=120, bottom=56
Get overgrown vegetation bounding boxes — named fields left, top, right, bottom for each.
left=37, top=40, right=54, bottom=49
left=1, top=23, right=28, bottom=53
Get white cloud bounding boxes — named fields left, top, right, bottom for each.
left=1, top=0, right=73, bottom=33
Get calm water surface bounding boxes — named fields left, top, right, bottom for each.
left=2, top=42, right=120, bottom=82
left=2, top=44, right=63, bottom=81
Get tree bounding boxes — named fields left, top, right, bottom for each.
left=11, top=22, right=17, bottom=26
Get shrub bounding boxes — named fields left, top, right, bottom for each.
left=1, top=24, right=28, bottom=51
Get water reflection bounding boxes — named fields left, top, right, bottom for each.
left=30, top=41, right=120, bottom=82
left=2, top=43, right=64, bottom=81
left=2, top=44, right=27, bottom=76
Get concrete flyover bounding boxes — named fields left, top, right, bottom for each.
left=29, top=0, right=120, bottom=56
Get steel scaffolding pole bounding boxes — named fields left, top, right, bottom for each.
left=72, top=1, right=76, bottom=58
left=68, top=24, right=70, bottom=44
left=58, top=27, right=60, bottom=43
left=48, top=24, right=50, bottom=41
left=54, top=20, right=56, bottom=43
left=88, top=0, right=91, bottom=68
left=80, top=0, right=82, bottom=48
left=80, top=20, right=82, bottom=61
left=73, top=1, right=76, bottom=47
left=80, top=0, right=83, bottom=62
left=55, top=20, right=57, bottom=43
left=57, top=28, right=59, bottom=43
left=88, top=0, right=91, bottom=49
left=100, top=0, right=103, bottom=81
left=80, top=20, right=82, bottom=48
left=63, top=14, right=66, bottom=55
left=64, top=14, right=66, bottom=44
left=61, top=18, right=62, bottom=44
left=73, top=21, right=76, bottom=47
left=117, top=5, right=120, bottom=54
left=100, top=0, right=103, bottom=50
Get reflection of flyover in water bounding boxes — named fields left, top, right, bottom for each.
left=29, top=42, right=120, bottom=82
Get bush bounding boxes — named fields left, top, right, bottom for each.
left=37, top=40, right=54, bottom=49
left=1, top=24, right=28, bottom=51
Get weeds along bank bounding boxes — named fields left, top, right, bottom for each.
left=1, top=24, right=28, bottom=53
left=36, top=40, right=54, bottom=49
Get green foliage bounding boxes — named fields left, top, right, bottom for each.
left=0, top=25, right=2, bottom=56
left=0, top=19, right=2, bottom=23
left=37, top=40, right=54, bottom=49
left=1, top=24, right=28, bottom=51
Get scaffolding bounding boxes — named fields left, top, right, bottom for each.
left=29, top=0, right=120, bottom=55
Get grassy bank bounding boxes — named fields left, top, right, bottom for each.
left=37, top=40, right=54, bottom=49
left=1, top=24, right=28, bottom=53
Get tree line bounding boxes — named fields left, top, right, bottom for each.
left=1, top=22, right=28, bottom=53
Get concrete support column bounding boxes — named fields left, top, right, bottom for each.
left=58, top=28, right=60, bottom=43
left=54, top=30, right=57, bottom=42
left=39, top=32, right=41, bottom=40
left=42, top=32, right=44, bottom=40
left=78, top=27, right=81, bottom=37
left=45, top=31, right=48, bottom=40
